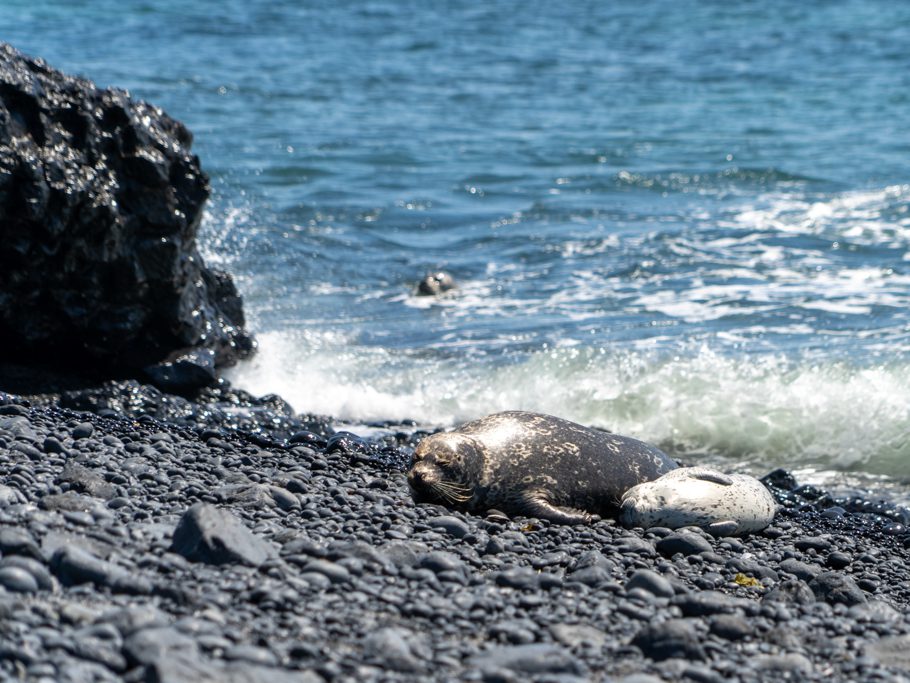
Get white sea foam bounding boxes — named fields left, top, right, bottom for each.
left=226, top=332, right=910, bottom=478
left=734, top=184, right=910, bottom=246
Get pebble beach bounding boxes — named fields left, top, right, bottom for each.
left=3, top=381, right=910, bottom=682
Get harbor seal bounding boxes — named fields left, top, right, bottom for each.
left=619, top=466, right=778, bottom=536
left=416, top=271, right=455, bottom=296
left=408, top=411, right=677, bottom=524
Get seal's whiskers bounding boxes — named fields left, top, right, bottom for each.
left=432, top=480, right=473, bottom=503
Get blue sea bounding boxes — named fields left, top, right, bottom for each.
left=4, top=1, right=910, bottom=487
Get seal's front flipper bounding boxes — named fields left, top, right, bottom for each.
left=521, top=493, right=598, bottom=525
left=691, top=470, right=734, bottom=486
left=706, top=520, right=739, bottom=536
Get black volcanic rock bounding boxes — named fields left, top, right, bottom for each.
left=0, top=43, right=253, bottom=384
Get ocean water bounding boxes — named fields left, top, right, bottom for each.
left=4, top=1, right=910, bottom=484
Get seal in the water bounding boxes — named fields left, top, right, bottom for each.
left=619, top=466, right=778, bottom=536
left=416, top=271, right=455, bottom=296
left=408, top=411, right=677, bottom=524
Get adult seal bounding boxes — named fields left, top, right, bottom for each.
left=408, top=411, right=677, bottom=524
left=619, top=466, right=778, bottom=536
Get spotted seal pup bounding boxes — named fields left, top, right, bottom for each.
left=619, top=466, right=778, bottom=536
left=408, top=410, right=677, bottom=524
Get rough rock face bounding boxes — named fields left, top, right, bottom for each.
left=0, top=43, right=254, bottom=382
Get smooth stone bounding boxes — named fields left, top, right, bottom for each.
left=71, top=422, right=95, bottom=439
left=777, top=558, right=821, bottom=581
left=754, top=653, right=813, bottom=675
left=417, top=551, right=465, bottom=574
left=223, top=644, right=279, bottom=666
left=0, top=566, right=39, bottom=593
left=123, top=626, right=198, bottom=667
left=0, top=484, right=27, bottom=506
left=794, top=535, right=832, bottom=552
left=301, top=559, right=350, bottom=584
left=427, top=515, right=470, bottom=539
left=0, top=556, right=53, bottom=591
left=50, top=545, right=150, bottom=594
left=550, top=623, right=608, bottom=650
left=632, top=619, right=706, bottom=661
left=626, top=569, right=674, bottom=598
left=362, top=627, right=426, bottom=673
left=656, top=532, right=712, bottom=557
left=0, top=527, right=42, bottom=559
left=709, top=614, right=753, bottom=641
left=469, top=643, right=585, bottom=676
left=494, top=567, right=540, bottom=590
left=672, top=591, right=746, bottom=617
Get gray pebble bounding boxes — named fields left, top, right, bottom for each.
left=809, top=571, right=867, bottom=606
left=469, top=643, right=585, bottom=676
left=632, top=618, right=706, bottom=661
left=709, top=614, right=753, bottom=641
left=0, top=527, right=41, bottom=559
left=656, top=532, right=712, bottom=557
left=71, top=422, right=95, bottom=439
left=778, top=558, right=821, bottom=581
left=301, top=559, right=350, bottom=584
left=0, top=556, right=54, bottom=591
left=550, top=623, right=608, bottom=650
left=494, top=567, right=540, bottom=590
left=123, top=626, right=198, bottom=667
left=672, top=591, right=746, bottom=617
left=428, top=515, right=470, bottom=538
left=363, top=627, right=426, bottom=673
left=763, top=579, right=816, bottom=605
left=0, top=565, right=39, bottom=593
left=754, top=653, right=813, bottom=675
left=626, top=569, right=674, bottom=598
left=224, top=644, right=279, bottom=666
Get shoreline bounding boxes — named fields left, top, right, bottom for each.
left=2, top=381, right=910, bottom=682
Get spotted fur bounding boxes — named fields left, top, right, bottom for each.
left=408, top=411, right=677, bottom=524
left=619, top=466, right=778, bottom=536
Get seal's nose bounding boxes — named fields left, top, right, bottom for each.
left=407, top=468, right=425, bottom=487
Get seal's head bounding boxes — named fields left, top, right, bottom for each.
left=408, top=432, right=484, bottom=507
left=417, top=271, right=456, bottom=296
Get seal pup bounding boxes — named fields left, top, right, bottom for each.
left=619, top=466, right=778, bottom=536
left=408, top=411, right=677, bottom=524
left=416, top=271, right=455, bottom=296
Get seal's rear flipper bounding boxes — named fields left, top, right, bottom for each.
left=521, top=493, right=598, bottom=525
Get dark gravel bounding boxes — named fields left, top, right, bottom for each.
left=2, top=386, right=910, bottom=682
